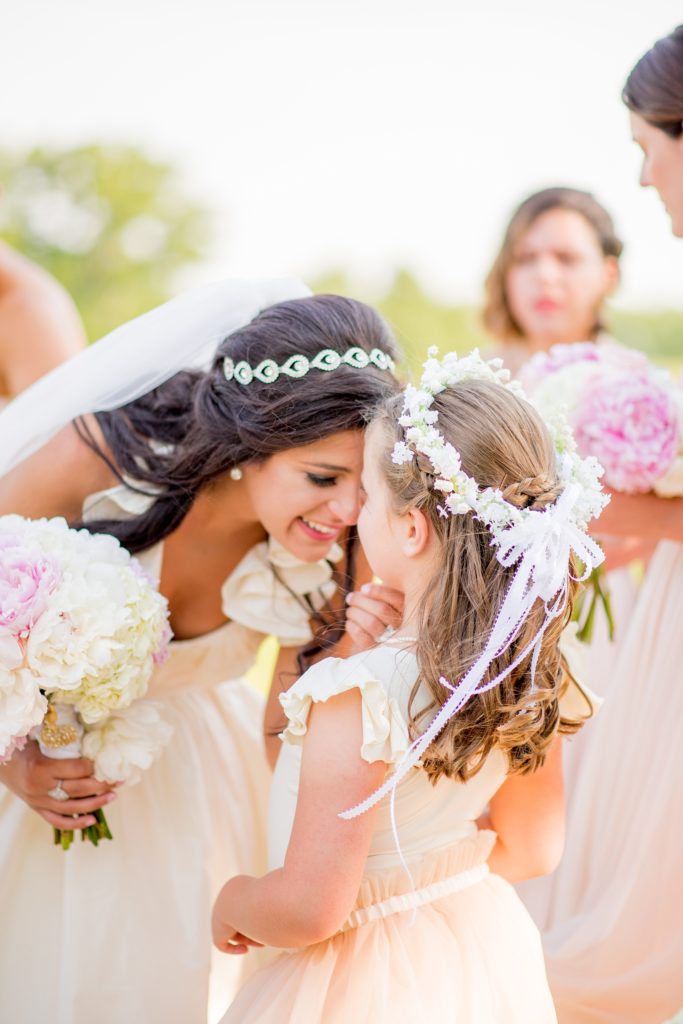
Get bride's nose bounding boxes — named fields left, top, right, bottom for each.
left=327, top=482, right=361, bottom=525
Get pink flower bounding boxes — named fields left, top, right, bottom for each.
left=0, top=733, right=27, bottom=765
left=0, top=537, right=60, bottom=636
left=152, top=623, right=173, bottom=666
left=574, top=372, right=679, bottom=492
left=519, top=342, right=601, bottom=392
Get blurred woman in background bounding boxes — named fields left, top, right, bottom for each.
left=483, top=187, right=621, bottom=375
left=483, top=187, right=638, bottom=694
left=0, top=240, right=86, bottom=402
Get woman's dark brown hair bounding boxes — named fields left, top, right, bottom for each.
left=623, top=24, right=683, bottom=138
left=76, top=294, right=400, bottom=554
left=483, top=187, right=623, bottom=342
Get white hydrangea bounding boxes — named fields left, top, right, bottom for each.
left=0, top=664, right=47, bottom=760
left=0, top=513, right=171, bottom=765
left=82, top=700, right=173, bottom=785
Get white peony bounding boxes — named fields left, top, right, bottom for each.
left=82, top=701, right=173, bottom=785
left=0, top=664, right=47, bottom=760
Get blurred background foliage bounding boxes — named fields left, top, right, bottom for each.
left=313, top=269, right=683, bottom=375
left=1, top=145, right=681, bottom=374
left=0, top=145, right=212, bottom=340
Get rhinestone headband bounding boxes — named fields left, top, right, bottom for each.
left=223, top=346, right=395, bottom=386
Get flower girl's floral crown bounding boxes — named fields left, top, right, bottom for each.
left=223, top=346, right=395, bottom=386
left=391, top=347, right=606, bottom=532
left=341, top=347, right=608, bottom=825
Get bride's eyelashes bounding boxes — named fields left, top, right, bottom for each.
left=306, top=473, right=338, bottom=488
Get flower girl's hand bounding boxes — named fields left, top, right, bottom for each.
left=0, top=740, right=117, bottom=831
left=213, top=927, right=263, bottom=956
left=345, top=583, right=404, bottom=651
left=212, top=907, right=263, bottom=955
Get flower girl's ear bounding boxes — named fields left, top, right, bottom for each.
left=401, top=507, right=432, bottom=559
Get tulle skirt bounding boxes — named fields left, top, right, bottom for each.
left=0, top=679, right=271, bottom=1024
left=221, top=835, right=557, bottom=1024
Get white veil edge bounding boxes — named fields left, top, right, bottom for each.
left=0, top=277, right=311, bottom=476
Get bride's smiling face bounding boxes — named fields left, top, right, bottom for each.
left=241, top=430, right=364, bottom=561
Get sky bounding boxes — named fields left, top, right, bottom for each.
left=3, top=0, right=683, bottom=309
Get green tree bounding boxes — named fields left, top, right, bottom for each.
left=0, top=145, right=212, bottom=340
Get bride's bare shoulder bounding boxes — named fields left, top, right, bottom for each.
left=0, top=417, right=118, bottom=519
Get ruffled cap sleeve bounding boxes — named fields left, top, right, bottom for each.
left=279, top=654, right=409, bottom=765
left=221, top=536, right=343, bottom=647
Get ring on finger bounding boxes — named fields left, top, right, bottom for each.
left=47, top=779, right=69, bottom=801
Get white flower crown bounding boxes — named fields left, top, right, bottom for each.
left=391, top=347, right=607, bottom=536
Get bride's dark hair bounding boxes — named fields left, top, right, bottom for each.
left=76, top=293, right=400, bottom=555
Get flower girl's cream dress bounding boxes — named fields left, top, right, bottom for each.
left=220, top=642, right=585, bottom=1024
left=0, top=483, right=340, bottom=1024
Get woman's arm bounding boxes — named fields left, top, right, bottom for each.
left=213, top=687, right=384, bottom=950
left=479, top=737, right=565, bottom=883
left=0, top=422, right=114, bottom=519
left=593, top=490, right=683, bottom=545
left=0, top=263, right=86, bottom=396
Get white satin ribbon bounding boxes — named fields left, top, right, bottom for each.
left=340, top=479, right=604, bottom=824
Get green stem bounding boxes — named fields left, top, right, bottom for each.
left=576, top=585, right=599, bottom=644
left=55, top=808, right=113, bottom=851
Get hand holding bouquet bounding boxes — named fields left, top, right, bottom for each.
left=520, top=341, right=683, bottom=639
left=0, top=515, right=172, bottom=848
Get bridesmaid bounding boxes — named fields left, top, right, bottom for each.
left=482, top=187, right=640, bottom=695
left=534, top=26, right=683, bottom=1024
left=482, top=186, right=621, bottom=376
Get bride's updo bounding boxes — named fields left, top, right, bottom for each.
left=77, top=294, right=400, bottom=553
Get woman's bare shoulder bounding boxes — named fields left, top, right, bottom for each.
left=0, top=419, right=118, bottom=519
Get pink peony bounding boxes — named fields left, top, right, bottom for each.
left=0, top=537, right=60, bottom=636
left=574, top=372, right=679, bottom=492
left=0, top=733, right=27, bottom=764
left=519, top=341, right=601, bottom=392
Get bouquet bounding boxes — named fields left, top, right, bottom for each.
left=0, top=515, right=172, bottom=848
left=520, top=341, right=683, bottom=639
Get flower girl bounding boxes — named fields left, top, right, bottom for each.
left=212, top=350, right=606, bottom=1023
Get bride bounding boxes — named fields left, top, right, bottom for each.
left=0, top=279, right=402, bottom=1024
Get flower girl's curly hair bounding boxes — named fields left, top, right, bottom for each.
left=375, top=378, right=585, bottom=783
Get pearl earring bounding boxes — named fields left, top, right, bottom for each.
left=229, top=466, right=243, bottom=481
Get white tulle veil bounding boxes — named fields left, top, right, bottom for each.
left=0, top=278, right=310, bottom=476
